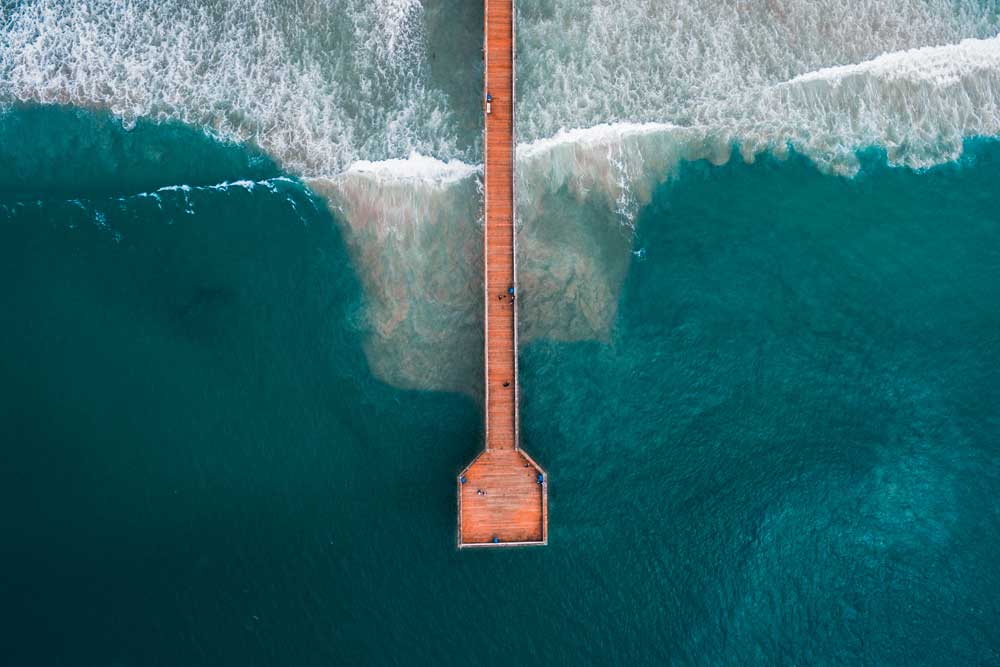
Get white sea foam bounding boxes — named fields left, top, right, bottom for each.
left=0, top=0, right=464, bottom=176
left=344, top=152, right=480, bottom=185
left=366, top=0, right=423, bottom=59
left=3, top=1, right=999, bottom=179
left=785, top=36, right=1000, bottom=87
left=517, top=122, right=682, bottom=161
left=515, top=121, right=733, bottom=234
left=4, top=0, right=1000, bottom=392
left=511, top=32, right=1000, bottom=193
left=152, top=177, right=296, bottom=196
left=517, top=1, right=1000, bottom=174
left=754, top=35, right=1000, bottom=172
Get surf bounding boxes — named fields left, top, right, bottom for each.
left=4, top=0, right=1000, bottom=391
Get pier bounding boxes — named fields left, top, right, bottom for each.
left=457, top=0, right=548, bottom=548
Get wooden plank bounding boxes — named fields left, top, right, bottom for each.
left=484, top=0, right=515, bottom=453
left=458, top=0, right=547, bottom=548
left=459, top=449, right=544, bottom=544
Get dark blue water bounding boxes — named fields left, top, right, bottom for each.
left=2, top=107, right=999, bottom=665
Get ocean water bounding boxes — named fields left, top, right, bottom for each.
left=2, top=1, right=1000, bottom=665
left=6, top=0, right=1000, bottom=390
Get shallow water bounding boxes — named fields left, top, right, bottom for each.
left=2, top=108, right=999, bottom=665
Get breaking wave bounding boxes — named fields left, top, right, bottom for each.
left=3, top=0, right=1000, bottom=391
left=0, top=0, right=465, bottom=175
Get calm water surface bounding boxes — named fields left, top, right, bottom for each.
left=1, top=107, right=999, bottom=665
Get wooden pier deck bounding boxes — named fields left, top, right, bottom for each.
left=457, top=0, right=547, bottom=548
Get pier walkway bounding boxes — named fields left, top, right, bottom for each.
left=457, top=0, right=547, bottom=548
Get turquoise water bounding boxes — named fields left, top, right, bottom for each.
left=2, top=106, right=999, bottom=664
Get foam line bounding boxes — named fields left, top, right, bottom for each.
left=342, top=152, right=480, bottom=185
left=517, top=123, right=682, bottom=161
left=783, top=36, right=1000, bottom=87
